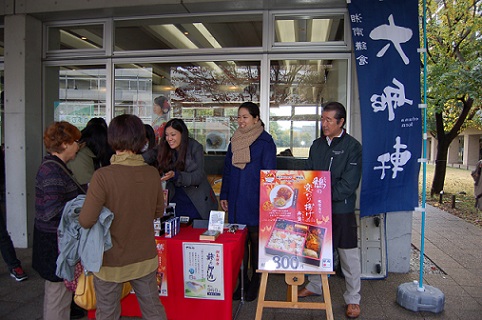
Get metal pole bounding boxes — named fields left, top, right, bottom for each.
left=418, top=0, right=428, bottom=292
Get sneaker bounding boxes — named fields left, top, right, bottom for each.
left=10, top=266, right=28, bottom=282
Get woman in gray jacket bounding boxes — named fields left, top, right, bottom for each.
left=157, top=118, right=218, bottom=220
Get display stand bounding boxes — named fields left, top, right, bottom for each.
left=255, top=270, right=335, bottom=320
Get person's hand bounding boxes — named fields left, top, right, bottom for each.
left=220, top=200, right=228, bottom=211
left=161, top=170, right=175, bottom=181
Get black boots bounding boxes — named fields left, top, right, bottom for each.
left=232, top=273, right=250, bottom=301
left=245, top=274, right=260, bottom=302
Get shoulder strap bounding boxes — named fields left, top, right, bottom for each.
left=43, top=160, right=87, bottom=194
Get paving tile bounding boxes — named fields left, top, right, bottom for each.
left=2, top=204, right=481, bottom=320
left=464, top=285, right=482, bottom=298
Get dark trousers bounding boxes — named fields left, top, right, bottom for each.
left=240, top=226, right=260, bottom=285
left=0, top=207, right=20, bottom=270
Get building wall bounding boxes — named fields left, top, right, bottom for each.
left=427, top=127, right=482, bottom=171
left=2, top=0, right=417, bottom=275
left=2, top=0, right=350, bottom=245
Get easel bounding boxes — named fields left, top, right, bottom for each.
left=255, top=270, right=335, bottom=320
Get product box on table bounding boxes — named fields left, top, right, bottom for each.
left=199, top=229, right=220, bottom=241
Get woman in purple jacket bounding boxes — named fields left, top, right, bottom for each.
left=220, top=102, right=276, bottom=302
left=33, top=121, right=83, bottom=320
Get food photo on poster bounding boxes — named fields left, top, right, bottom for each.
left=258, top=170, right=333, bottom=272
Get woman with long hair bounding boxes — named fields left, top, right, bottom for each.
left=68, top=121, right=114, bottom=186
left=157, top=118, right=218, bottom=220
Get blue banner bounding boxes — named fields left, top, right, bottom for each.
left=348, top=0, right=422, bottom=217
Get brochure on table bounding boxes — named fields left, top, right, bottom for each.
left=182, top=242, right=224, bottom=300
left=208, top=210, right=225, bottom=233
left=258, top=170, right=333, bottom=272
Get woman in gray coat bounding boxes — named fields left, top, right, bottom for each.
left=157, top=118, right=218, bottom=220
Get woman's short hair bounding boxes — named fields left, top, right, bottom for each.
left=108, top=114, right=146, bottom=153
left=43, top=121, right=81, bottom=154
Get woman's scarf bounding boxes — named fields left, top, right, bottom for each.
left=110, top=153, right=146, bottom=166
left=231, top=121, right=264, bottom=169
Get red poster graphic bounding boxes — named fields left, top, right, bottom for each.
left=258, top=170, right=333, bottom=272
left=155, top=238, right=169, bottom=296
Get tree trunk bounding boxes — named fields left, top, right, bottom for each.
left=430, top=98, right=474, bottom=197
left=431, top=140, right=448, bottom=196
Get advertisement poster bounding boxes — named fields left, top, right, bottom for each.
left=258, top=170, right=333, bottom=272
left=182, top=243, right=224, bottom=300
left=155, top=239, right=168, bottom=296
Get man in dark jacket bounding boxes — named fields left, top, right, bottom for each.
left=298, top=102, right=362, bottom=319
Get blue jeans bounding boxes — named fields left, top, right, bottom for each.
left=0, top=208, right=20, bottom=270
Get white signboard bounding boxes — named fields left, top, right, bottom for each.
left=182, top=242, right=224, bottom=300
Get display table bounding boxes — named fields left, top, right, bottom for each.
left=88, top=226, right=246, bottom=320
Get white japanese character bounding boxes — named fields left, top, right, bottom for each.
left=357, top=55, right=369, bottom=65
left=373, top=136, right=412, bottom=179
left=369, top=14, right=413, bottom=65
left=351, top=14, right=363, bottom=23
left=370, top=78, right=413, bottom=121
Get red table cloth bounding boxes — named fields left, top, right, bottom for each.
left=88, top=226, right=246, bottom=320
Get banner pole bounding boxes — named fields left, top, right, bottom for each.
left=397, top=1, right=444, bottom=312
left=418, top=0, right=428, bottom=291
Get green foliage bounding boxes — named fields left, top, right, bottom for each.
left=422, top=0, right=482, bottom=192
left=269, top=121, right=290, bottom=148
left=424, top=0, right=482, bottom=126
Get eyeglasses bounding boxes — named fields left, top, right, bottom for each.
left=321, top=117, right=335, bottom=124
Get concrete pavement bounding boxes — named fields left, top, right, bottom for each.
left=1, top=204, right=481, bottom=319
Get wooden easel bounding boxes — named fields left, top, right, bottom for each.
left=255, top=270, right=335, bottom=320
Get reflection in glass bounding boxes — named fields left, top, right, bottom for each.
left=274, top=15, right=345, bottom=44
left=114, top=61, right=260, bottom=152
left=0, top=27, right=4, bottom=56
left=47, top=25, right=104, bottom=51
left=114, top=15, right=263, bottom=51
left=51, top=66, right=107, bottom=129
left=269, top=59, right=348, bottom=157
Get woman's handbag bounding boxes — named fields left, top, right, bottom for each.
left=74, top=271, right=132, bottom=310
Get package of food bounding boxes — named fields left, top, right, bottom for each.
left=265, top=219, right=326, bottom=266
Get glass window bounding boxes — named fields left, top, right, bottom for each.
left=114, top=15, right=263, bottom=51
left=0, top=26, right=4, bottom=57
left=269, top=59, right=348, bottom=157
left=45, top=65, right=107, bottom=129
left=458, top=136, right=464, bottom=163
left=114, top=61, right=260, bottom=151
left=0, top=69, right=3, bottom=144
left=274, top=14, right=345, bottom=45
left=47, top=24, right=104, bottom=51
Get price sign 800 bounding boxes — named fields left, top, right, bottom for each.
left=272, top=255, right=301, bottom=270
